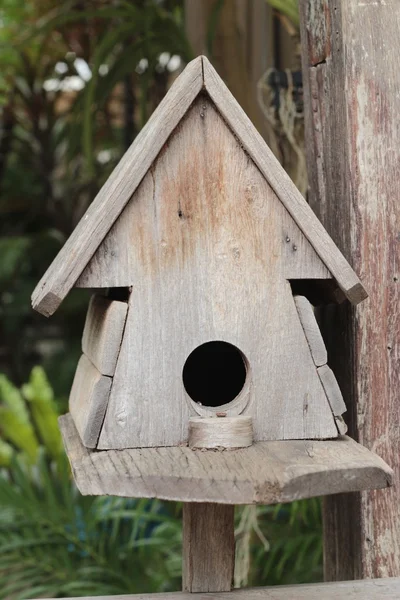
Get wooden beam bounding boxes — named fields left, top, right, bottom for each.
left=299, top=0, right=400, bottom=581
left=82, top=294, right=128, bottom=376
left=317, top=365, right=346, bottom=417
left=59, top=413, right=392, bottom=504
left=294, top=295, right=328, bottom=366
left=182, top=503, right=234, bottom=592
left=68, top=355, right=112, bottom=449
left=30, top=576, right=400, bottom=599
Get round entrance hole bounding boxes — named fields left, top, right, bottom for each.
left=182, top=341, right=248, bottom=408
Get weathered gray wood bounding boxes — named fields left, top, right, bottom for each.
left=32, top=56, right=366, bottom=316
left=335, top=416, right=348, bottom=436
left=294, top=296, right=327, bottom=367
left=202, top=56, right=367, bottom=305
left=182, top=503, right=234, bottom=592
left=68, top=356, right=112, bottom=448
left=31, top=56, right=203, bottom=316
left=29, top=577, right=400, bottom=599
left=89, top=96, right=336, bottom=449
left=60, top=413, right=392, bottom=504
left=188, top=416, right=253, bottom=449
left=317, top=365, right=346, bottom=417
left=300, top=0, right=400, bottom=580
left=82, top=294, right=128, bottom=376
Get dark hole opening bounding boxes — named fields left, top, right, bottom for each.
left=107, top=287, right=131, bottom=302
left=182, top=341, right=247, bottom=408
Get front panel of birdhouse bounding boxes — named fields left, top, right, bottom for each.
left=69, top=94, right=340, bottom=450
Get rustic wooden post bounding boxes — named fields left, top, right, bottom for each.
left=182, top=503, right=235, bottom=592
left=299, top=0, right=400, bottom=581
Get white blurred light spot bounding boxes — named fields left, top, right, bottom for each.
left=99, top=64, right=109, bottom=76
left=136, top=58, right=149, bottom=74
left=74, top=58, right=92, bottom=81
left=159, top=52, right=170, bottom=68
left=55, top=62, right=68, bottom=74
left=43, top=76, right=85, bottom=92
left=168, top=55, right=182, bottom=72
left=97, top=149, right=112, bottom=164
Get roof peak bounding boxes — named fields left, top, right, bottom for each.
left=32, top=56, right=366, bottom=316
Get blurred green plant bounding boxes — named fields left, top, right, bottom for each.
left=0, top=368, right=182, bottom=599
left=0, top=366, right=63, bottom=467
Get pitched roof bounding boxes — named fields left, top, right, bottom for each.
left=32, top=56, right=367, bottom=316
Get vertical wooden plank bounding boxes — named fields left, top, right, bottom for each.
left=82, top=294, right=128, bottom=376
left=294, top=295, right=328, bottom=367
left=300, top=0, right=400, bottom=581
left=69, top=355, right=112, bottom=449
left=182, top=503, right=234, bottom=592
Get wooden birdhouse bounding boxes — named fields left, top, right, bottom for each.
left=32, top=56, right=392, bottom=596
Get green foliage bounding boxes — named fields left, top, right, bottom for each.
left=0, top=463, right=182, bottom=599
left=0, top=374, right=39, bottom=463
left=22, top=367, right=64, bottom=462
left=0, top=370, right=183, bottom=599
left=252, top=500, right=323, bottom=585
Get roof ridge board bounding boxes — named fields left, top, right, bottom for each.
left=201, top=56, right=367, bottom=305
left=32, top=56, right=205, bottom=316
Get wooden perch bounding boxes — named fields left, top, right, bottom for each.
left=59, top=413, right=392, bottom=504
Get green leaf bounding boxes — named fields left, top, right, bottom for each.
left=0, top=439, right=13, bottom=466
left=0, top=374, right=29, bottom=422
left=22, top=367, right=63, bottom=461
left=0, top=407, right=38, bottom=462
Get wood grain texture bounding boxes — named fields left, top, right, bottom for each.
left=82, top=294, right=128, bottom=376
left=294, top=296, right=327, bottom=367
left=29, top=577, right=400, bottom=600
left=317, top=365, right=346, bottom=417
left=201, top=56, right=367, bottom=305
left=31, top=56, right=203, bottom=316
left=89, top=96, right=337, bottom=449
left=188, top=416, right=253, bottom=449
left=300, top=0, right=400, bottom=580
left=68, top=355, right=112, bottom=448
left=182, top=503, right=234, bottom=592
left=59, top=413, right=393, bottom=504
left=33, top=55, right=366, bottom=317
left=335, top=416, right=348, bottom=436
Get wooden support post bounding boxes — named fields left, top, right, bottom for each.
left=182, top=503, right=235, bottom=592
left=299, top=0, right=400, bottom=581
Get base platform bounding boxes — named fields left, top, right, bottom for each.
left=59, top=414, right=392, bottom=504
left=31, top=576, right=400, bottom=599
